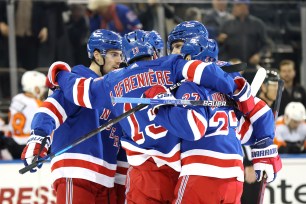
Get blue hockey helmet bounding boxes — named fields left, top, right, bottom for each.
left=123, top=30, right=154, bottom=64
left=145, top=30, right=164, bottom=57
left=87, top=29, right=122, bottom=59
left=167, top=21, right=209, bottom=53
left=181, top=35, right=219, bottom=62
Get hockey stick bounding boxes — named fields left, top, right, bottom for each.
left=112, top=68, right=267, bottom=106
left=221, top=62, right=247, bottom=73
left=19, top=80, right=185, bottom=174
left=112, top=97, right=236, bottom=107
left=19, top=103, right=147, bottom=174
left=257, top=78, right=284, bottom=204
left=250, top=68, right=267, bottom=97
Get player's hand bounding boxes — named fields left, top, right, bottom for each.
left=21, top=130, right=51, bottom=173
left=143, top=85, right=175, bottom=114
left=47, top=61, right=71, bottom=88
left=233, top=77, right=255, bottom=115
left=244, top=166, right=257, bottom=184
left=251, top=138, right=282, bottom=183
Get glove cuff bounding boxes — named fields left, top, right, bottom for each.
left=27, top=134, right=51, bottom=149
left=251, top=145, right=278, bottom=159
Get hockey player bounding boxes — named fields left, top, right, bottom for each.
left=167, top=20, right=208, bottom=55
left=146, top=35, right=282, bottom=203
left=241, top=69, right=280, bottom=204
left=6, top=71, right=46, bottom=159
left=45, top=30, right=254, bottom=203
left=275, top=102, right=306, bottom=153
left=258, top=69, right=280, bottom=107
left=21, top=29, right=123, bottom=204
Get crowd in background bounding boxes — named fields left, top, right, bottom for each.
left=0, top=0, right=305, bottom=152
left=0, top=1, right=305, bottom=203
left=0, top=1, right=304, bottom=149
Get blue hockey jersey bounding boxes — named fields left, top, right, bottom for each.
left=32, top=65, right=121, bottom=187
left=155, top=81, right=275, bottom=181
left=56, top=55, right=238, bottom=170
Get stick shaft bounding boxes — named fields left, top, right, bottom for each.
left=112, top=97, right=236, bottom=107
left=257, top=79, right=284, bottom=204
left=19, top=104, right=147, bottom=174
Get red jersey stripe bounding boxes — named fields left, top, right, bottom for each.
left=42, top=101, right=64, bottom=124
left=51, top=159, right=116, bottom=177
left=77, top=79, right=86, bottom=107
left=187, top=61, right=202, bottom=81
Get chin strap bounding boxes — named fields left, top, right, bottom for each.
left=93, top=58, right=104, bottom=75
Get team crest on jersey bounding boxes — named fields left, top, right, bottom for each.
left=215, top=60, right=228, bottom=67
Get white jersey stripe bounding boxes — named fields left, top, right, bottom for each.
left=181, top=149, right=243, bottom=160
left=83, top=78, right=93, bottom=109
left=180, top=163, right=244, bottom=182
left=45, top=97, right=68, bottom=122
left=182, top=60, right=194, bottom=79
left=73, top=78, right=81, bottom=106
left=193, top=62, right=211, bottom=84
left=187, top=110, right=207, bottom=141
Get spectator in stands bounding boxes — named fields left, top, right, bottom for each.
left=0, top=1, right=8, bottom=67
left=0, top=0, right=48, bottom=70
left=88, top=0, right=142, bottom=36
left=218, top=0, right=271, bottom=68
left=38, top=1, right=73, bottom=67
left=129, top=2, right=157, bottom=31
left=279, top=59, right=306, bottom=116
left=203, top=0, right=233, bottom=39
left=66, top=4, right=89, bottom=66
left=185, top=7, right=202, bottom=22
left=5, top=71, right=46, bottom=159
left=241, top=69, right=280, bottom=204
left=275, top=102, right=306, bottom=154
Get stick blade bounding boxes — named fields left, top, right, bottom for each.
left=251, top=68, right=267, bottom=96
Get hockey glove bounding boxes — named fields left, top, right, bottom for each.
left=232, top=77, right=255, bottom=115
left=143, top=85, right=175, bottom=116
left=47, top=61, right=71, bottom=87
left=21, top=130, right=51, bottom=173
left=251, top=137, right=282, bottom=183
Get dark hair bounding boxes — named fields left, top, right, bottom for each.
left=279, top=59, right=295, bottom=70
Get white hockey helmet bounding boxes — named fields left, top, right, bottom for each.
left=21, top=71, right=46, bottom=98
left=284, top=102, right=306, bottom=121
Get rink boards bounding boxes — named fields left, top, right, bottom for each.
left=0, top=154, right=305, bottom=204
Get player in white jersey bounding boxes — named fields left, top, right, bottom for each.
left=6, top=71, right=46, bottom=159
left=275, top=102, right=306, bottom=153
